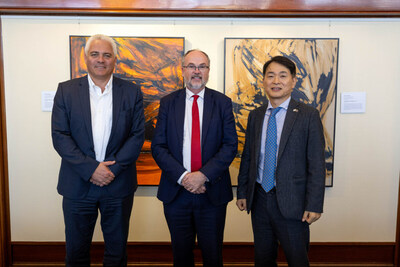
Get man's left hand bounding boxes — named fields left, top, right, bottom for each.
left=302, top=211, right=321, bottom=225
left=182, top=171, right=207, bottom=194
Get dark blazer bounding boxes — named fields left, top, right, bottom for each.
left=52, top=75, right=145, bottom=199
left=237, top=98, right=326, bottom=220
left=151, top=87, right=238, bottom=206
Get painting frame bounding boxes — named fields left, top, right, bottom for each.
left=224, top=37, right=339, bottom=187
left=69, top=35, right=185, bottom=186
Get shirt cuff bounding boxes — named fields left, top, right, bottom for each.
left=177, top=171, right=189, bottom=185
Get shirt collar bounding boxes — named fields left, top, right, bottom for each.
left=267, top=96, right=291, bottom=111
left=185, top=87, right=205, bottom=100
left=88, top=74, right=113, bottom=95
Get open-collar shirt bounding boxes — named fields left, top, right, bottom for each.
left=88, top=74, right=113, bottom=162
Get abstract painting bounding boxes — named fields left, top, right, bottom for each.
left=224, top=38, right=338, bottom=186
left=70, top=36, right=185, bottom=185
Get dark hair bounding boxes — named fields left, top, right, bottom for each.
left=262, top=56, right=296, bottom=77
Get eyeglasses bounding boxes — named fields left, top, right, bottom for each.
left=183, top=64, right=210, bottom=72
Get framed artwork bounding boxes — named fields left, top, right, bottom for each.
left=224, top=38, right=339, bottom=186
left=70, top=36, right=185, bottom=185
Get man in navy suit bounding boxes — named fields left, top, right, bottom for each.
left=236, top=56, right=326, bottom=267
left=52, top=34, right=145, bottom=267
left=151, top=49, right=238, bottom=267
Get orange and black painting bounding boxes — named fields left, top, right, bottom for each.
left=70, top=36, right=185, bottom=185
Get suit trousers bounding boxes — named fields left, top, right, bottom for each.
left=62, top=183, right=134, bottom=267
left=163, top=188, right=227, bottom=267
left=251, top=183, right=310, bottom=267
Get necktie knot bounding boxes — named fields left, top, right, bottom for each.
left=270, top=106, right=282, bottom=117
left=193, top=95, right=199, bottom=101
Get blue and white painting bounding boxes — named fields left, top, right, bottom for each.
left=224, top=38, right=339, bottom=186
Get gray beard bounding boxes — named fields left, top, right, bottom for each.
left=185, top=77, right=207, bottom=91
left=187, top=82, right=205, bottom=90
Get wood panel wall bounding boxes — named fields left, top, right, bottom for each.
left=10, top=241, right=396, bottom=266
left=0, top=18, right=11, bottom=267
left=0, top=1, right=399, bottom=266
left=0, top=0, right=400, bottom=17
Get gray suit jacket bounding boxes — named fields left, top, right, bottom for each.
left=237, top=98, right=326, bottom=220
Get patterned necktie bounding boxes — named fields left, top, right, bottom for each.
left=191, top=95, right=201, bottom=172
left=262, top=107, right=282, bottom=193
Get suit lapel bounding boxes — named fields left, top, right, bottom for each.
left=202, top=88, right=213, bottom=148
left=175, top=89, right=186, bottom=153
left=277, top=98, right=299, bottom=162
left=109, top=76, right=123, bottom=144
left=78, top=76, right=94, bottom=147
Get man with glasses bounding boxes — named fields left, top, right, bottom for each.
left=152, top=49, right=238, bottom=267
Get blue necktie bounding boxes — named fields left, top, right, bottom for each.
left=262, top=107, right=282, bottom=193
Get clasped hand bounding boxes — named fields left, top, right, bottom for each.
left=182, top=171, right=207, bottom=194
left=90, top=161, right=115, bottom=187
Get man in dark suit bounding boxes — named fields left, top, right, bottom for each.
left=236, top=56, right=326, bottom=267
left=52, top=34, right=145, bottom=267
left=151, top=49, right=238, bottom=267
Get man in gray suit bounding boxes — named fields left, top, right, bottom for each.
left=236, top=56, right=326, bottom=267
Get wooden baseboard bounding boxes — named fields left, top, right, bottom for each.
left=11, top=241, right=395, bottom=266
left=9, top=264, right=396, bottom=267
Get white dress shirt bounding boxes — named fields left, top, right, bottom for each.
left=88, top=75, right=113, bottom=162
left=257, top=97, right=291, bottom=184
left=177, top=88, right=205, bottom=184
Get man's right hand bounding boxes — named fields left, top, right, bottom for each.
left=182, top=171, right=207, bottom=194
left=90, top=161, right=115, bottom=187
left=236, top=199, right=247, bottom=211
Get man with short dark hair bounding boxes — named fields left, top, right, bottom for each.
left=236, top=56, right=326, bottom=267
left=52, top=34, right=145, bottom=266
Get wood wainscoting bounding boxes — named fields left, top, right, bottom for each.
left=10, top=241, right=395, bottom=267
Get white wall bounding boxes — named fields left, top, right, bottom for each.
left=2, top=16, right=400, bottom=242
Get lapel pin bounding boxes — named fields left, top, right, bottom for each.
left=293, top=108, right=299, bottom=112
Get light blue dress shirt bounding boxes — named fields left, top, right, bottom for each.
left=256, top=97, right=291, bottom=184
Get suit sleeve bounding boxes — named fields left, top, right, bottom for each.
left=199, top=98, right=238, bottom=184
left=51, top=83, right=98, bottom=181
left=305, top=109, right=326, bottom=213
left=236, top=110, right=254, bottom=199
left=151, top=97, right=187, bottom=184
left=107, top=87, right=145, bottom=177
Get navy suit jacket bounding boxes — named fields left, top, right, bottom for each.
left=52, top=75, right=145, bottom=199
left=237, top=98, right=326, bottom=220
left=151, top=87, right=238, bottom=206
